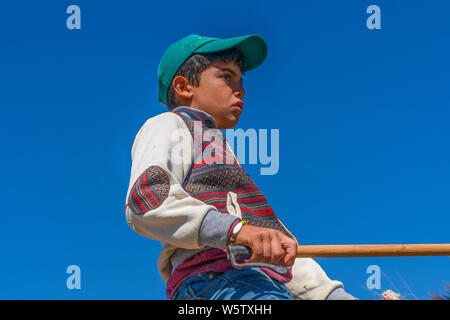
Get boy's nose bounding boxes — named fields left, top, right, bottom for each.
left=235, top=87, right=245, bottom=100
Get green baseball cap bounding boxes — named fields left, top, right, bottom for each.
left=157, top=34, right=268, bottom=105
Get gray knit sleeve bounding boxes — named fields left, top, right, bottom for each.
left=198, top=209, right=240, bottom=249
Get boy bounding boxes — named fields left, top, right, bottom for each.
left=125, top=34, right=356, bottom=300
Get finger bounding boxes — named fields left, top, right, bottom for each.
left=271, top=233, right=284, bottom=265
left=281, top=240, right=297, bottom=266
left=262, top=233, right=272, bottom=263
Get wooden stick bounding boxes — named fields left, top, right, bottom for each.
left=296, top=244, right=450, bottom=258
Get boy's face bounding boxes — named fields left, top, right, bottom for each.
left=189, top=60, right=245, bottom=129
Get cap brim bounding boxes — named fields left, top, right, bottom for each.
left=194, top=34, right=267, bottom=71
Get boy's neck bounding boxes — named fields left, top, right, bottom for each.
left=172, top=106, right=218, bottom=129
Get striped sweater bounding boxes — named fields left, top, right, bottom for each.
left=125, top=106, right=343, bottom=300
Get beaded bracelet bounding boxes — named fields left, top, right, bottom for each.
left=229, top=220, right=248, bottom=245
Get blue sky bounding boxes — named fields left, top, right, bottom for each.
left=0, top=1, right=448, bottom=300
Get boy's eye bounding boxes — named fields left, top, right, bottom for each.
left=221, top=74, right=232, bottom=81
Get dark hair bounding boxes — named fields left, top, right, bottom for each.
left=166, top=48, right=246, bottom=110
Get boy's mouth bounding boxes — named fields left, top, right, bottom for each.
left=232, top=101, right=244, bottom=111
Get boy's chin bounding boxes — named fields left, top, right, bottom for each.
left=218, top=117, right=239, bottom=129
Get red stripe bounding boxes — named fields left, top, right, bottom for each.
left=192, top=185, right=258, bottom=199
left=209, top=201, right=275, bottom=217
left=132, top=187, right=147, bottom=212
left=240, top=207, right=275, bottom=217
left=143, top=171, right=160, bottom=207
left=237, top=196, right=267, bottom=204
left=190, top=165, right=240, bottom=177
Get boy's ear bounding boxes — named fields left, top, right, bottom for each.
left=172, top=76, right=193, bottom=101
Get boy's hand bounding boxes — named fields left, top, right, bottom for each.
left=234, top=224, right=297, bottom=267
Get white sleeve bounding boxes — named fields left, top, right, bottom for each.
left=285, top=258, right=344, bottom=300
left=124, top=112, right=219, bottom=249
